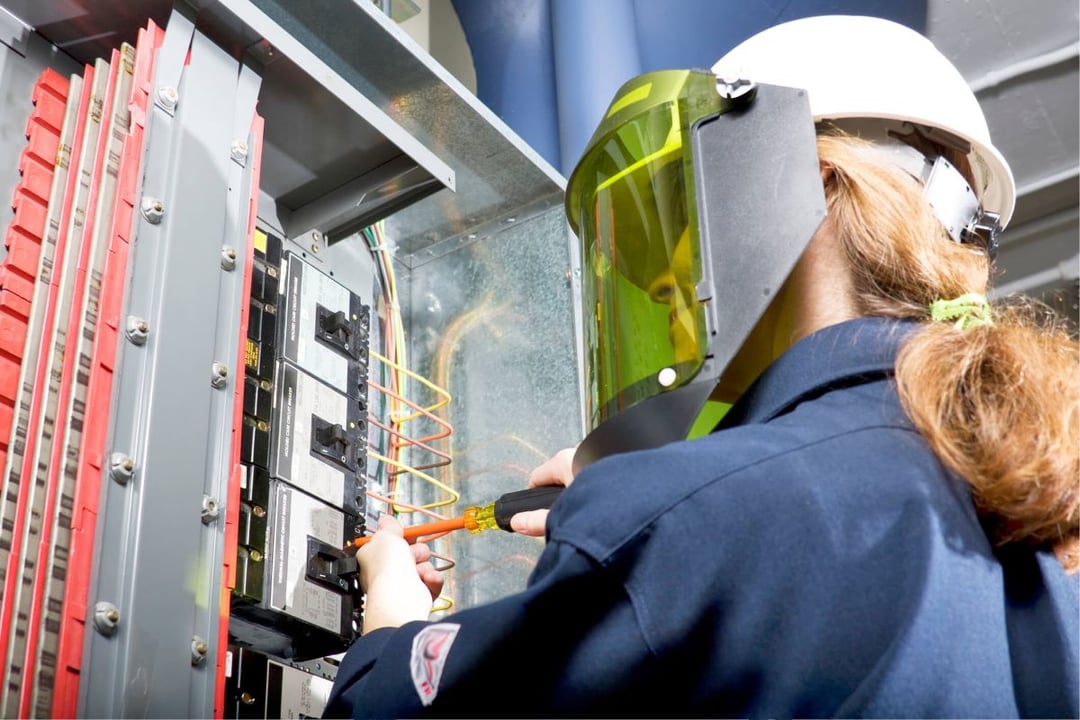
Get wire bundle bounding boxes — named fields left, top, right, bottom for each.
left=361, top=221, right=457, bottom=610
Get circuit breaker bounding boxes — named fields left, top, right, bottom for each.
left=232, top=232, right=370, bottom=659
left=0, top=1, right=579, bottom=717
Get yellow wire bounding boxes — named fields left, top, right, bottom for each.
left=369, top=349, right=451, bottom=422
left=367, top=449, right=460, bottom=509
left=370, top=223, right=408, bottom=445
left=431, top=595, right=454, bottom=614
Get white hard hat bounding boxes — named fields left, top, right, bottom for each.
left=711, top=15, right=1015, bottom=228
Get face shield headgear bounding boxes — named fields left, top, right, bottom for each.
left=566, top=70, right=826, bottom=471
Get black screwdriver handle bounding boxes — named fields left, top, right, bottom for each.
left=493, top=486, right=565, bottom=531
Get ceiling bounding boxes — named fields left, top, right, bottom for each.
left=926, top=0, right=1079, bottom=317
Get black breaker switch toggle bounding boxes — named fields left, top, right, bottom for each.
left=315, top=303, right=361, bottom=360
left=306, top=537, right=360, bottom=595
left=311, top=416, right=354, bottom=470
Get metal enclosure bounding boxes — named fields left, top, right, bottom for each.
left=0, top=1, right=582, bottom=716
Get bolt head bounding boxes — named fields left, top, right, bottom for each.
left=211, top=363, right=229, bottom=388
left=201, top=495, right=221, bottom=523
left=191, top=636, right=209, bottom=665
left=229, top=140, right=249, bottom=164
left=157, top=86, right=178, bottom=108
left=94, top=601, right=121, bottom=635
left=140, top=197, right=164, bottom=224
left=221, top=246, right=238, bottom=271
left=125, top=316, right=149, bottom=345
left=110, top=453, right=135, bottom=483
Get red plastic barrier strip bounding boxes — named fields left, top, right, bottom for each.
left=3, top=55, right=111, bottom=715
left=52, top=22, right=165, bottom=718
left=0, top=69, right=68, bottom=510
left=20, top=44, right=131, bottom=717
left=0, top=65, right=90, bottom=718
left=215, top=110, right=265, bottom=720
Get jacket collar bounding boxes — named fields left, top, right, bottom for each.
left=718, top=317, right=918, bottom=428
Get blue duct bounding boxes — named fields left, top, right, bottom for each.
left=549, top=0, right=642, bottom=173
left=451, top=0, right=928, bottom=174
left=449, top=0, right=561, bottom=170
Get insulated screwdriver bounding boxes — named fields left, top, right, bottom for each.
left=352, top=486, right=564, bottom=548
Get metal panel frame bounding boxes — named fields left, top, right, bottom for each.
left=79, top=10, right=260, bottom=716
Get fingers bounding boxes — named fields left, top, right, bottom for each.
left=415, top=560, right=444, bottom=600
left=410, top=541, right=431, bottom=564
left=515, top=448, right=576, bottom=537
left=527, top=447, right=577, bottom=489
left=376, top=513, right=405, bottom=536
left=509, top=508, right=549, bottom=537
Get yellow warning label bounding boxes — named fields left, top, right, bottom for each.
left=254, top=229, right=268, bottom=255
left=245, top=339, right=260, bottom=371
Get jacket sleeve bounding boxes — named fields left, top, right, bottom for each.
left=323, top=538, right=654, bottom=719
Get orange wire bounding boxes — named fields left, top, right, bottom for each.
left=369, top=380, right=453, bottom=445
left=367, top=414, right=450, bottom=471
left=364, top=489, right=446, bottom=521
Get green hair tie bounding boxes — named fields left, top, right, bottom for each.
left=929, top=293, right=993, bottom=330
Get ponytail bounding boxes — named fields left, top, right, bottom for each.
left=817, top=133, right=1080, bottom=571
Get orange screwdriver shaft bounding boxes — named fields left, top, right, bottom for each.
left=353, top=515, right=466, bottom=548
left=352, top=487, right=565, bottom=549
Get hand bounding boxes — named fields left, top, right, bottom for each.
left=509, top=447, right=577, bottom=537
left=357, top=514, right=445, bottom=633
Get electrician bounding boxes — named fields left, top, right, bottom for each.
left=325, top=15, right=1079, bottom=718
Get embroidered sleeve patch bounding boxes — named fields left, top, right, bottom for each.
left=410, top=623, right=461, bottom=706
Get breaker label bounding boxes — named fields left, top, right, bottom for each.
left=245, top=339, right=259, bottom=372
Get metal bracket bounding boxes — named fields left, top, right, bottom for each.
left=152, top=8, right=196, bottom=116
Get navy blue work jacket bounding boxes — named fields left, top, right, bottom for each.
left=326, top=318, right=1079, bottom=718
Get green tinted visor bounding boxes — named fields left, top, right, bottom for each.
left=566, top=70, right=723, bottom=434
left=566, top=72, right=827, bottom=471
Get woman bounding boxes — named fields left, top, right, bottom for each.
left=326, top=16, right=1078, bottom=718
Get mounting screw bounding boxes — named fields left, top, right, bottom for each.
left=125, top=316, right=149, bottom=345
left=156, top=85, right=178, bottom=110
left=201, top=495, right=220, bottom=524
left=94, top=601, right=120, bottom=636
left=140, top=197, right=164, bottom=224
left=714, top=76, right=756, bottom=103
left=211, top=362, right=229, bottom=389
left=191, top=636, right=208, bottom=665
left=240, top=691, right=256, bottom=705
left=109, top=453, right=135, bottom=485
left=221, top=246, right=237, bottom=271
left=248, top=549, right=262, bottom=562
left=229, top=139, right=248, bottom=165
left=251, top=505, right=266, bottom=518
left=310, top=230, right=321, bottom=254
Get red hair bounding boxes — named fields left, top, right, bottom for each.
left=818, top=132, right=1080, bottom=571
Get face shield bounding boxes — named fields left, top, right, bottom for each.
left=566, top=70, right=827, bottom=471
